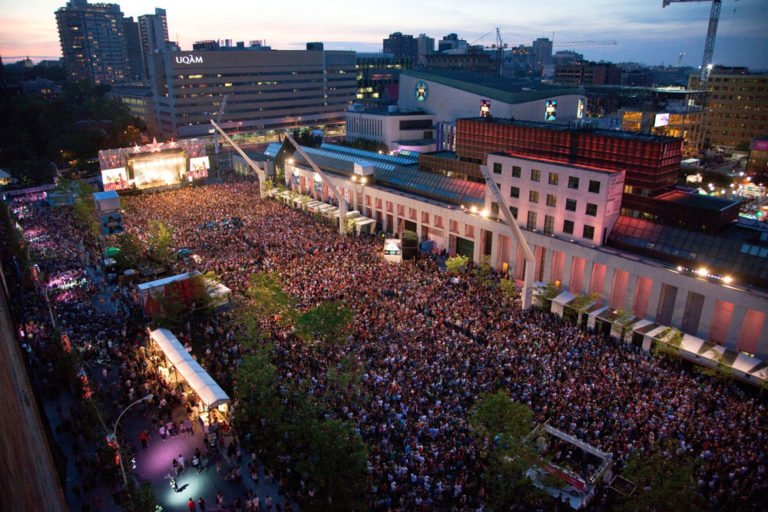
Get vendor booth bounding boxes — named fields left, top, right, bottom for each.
left=148, top=328, right=231, bottom=434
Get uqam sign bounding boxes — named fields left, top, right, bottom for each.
left=176, top=55, right=203, bottom=65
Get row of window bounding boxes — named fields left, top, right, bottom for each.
left=509, top=186, right=598, bottom=216
left=493, top=162, right=602, bottom=193
left=517, top=211, right=595, bottom=240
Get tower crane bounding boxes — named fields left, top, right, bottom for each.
left=663, top=0, right=722, bottom=82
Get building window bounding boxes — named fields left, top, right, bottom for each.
left=512, top=166, right=521, bottom=178
left=548, top=172, right=559, bottom=186
left=588, top=180, right=601, bottom=193
left=583, top=224, right=595, bottom=240
left=568, top=176, right=580, bottom=189
left=544, top=215, right=555, bottom=235
left=493, top=162, right=502, bottom=175
left=510, top=186, right=520, bottom=199
left=531, top=169, right=541, bottom=182
left=586, top=203, right=598, bottom=216
left=529, top=190, right=539, bottom=203
left=509, top=206, right=518, bottom=219
left=546, top=194, right=557, bottom=207
left=527, top=211, right=537, bottom=230
left=422, top=211, right=429, bottom=224
left=491, top=201, right=500, bottom=217
left=563, top=219, right=574, bottom=234
left=565, top=198, right=577, bottom=211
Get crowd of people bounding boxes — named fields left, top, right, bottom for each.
left=10, top=190, right=286, bottom=510
left=9, top=177, right=767, bottom=511
left=119, top=179, right=767, bottom=510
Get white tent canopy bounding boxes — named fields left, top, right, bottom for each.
left=149, top=328, right=230, bottom=409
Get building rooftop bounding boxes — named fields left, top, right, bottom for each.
left=402, top=69, right=584, bottom=105
left=609, top=216, right=768, bottom=291
left=292, top=144, right=485, bottom=208
left=349, top=107, right=432, bottom=117
left=459, top=116, right=682, bottom=144
left=655, top=190, right=740, bottom=212
left=492, top=151, right=623, bottom=175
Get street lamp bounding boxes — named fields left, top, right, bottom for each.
left=113, top=393, right=153, bottom=492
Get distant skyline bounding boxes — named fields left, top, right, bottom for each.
left=1, top=0, right=767, bottom=69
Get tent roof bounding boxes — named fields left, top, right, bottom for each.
left=138, top=271, right=201, bottom=291
left=149, top=328, right=230, bottom=408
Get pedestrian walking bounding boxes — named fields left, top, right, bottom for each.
left=197, top=497, right=207, bottom=512
left=216, top=491, right=224, bottom=507
left=139, top=430, right=149, bottom=449
left=159, top=424, right=166, bottom=441
left=187, top=497, right=196, bottom=511
left=178, top=453, right=186, bottom=472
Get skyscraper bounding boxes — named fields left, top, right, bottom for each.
left=416, top=34, right=434, bottom=67
left=383, top=33, right=417, bottom=64
left=123, top=17, right=143, bottom=81
left=532, top=37, right=553, bottom=75
left=138, top=8, right=169, bottom=81
left=55, top=0, right=131, bottom=84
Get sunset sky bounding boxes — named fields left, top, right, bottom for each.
left=1, top=0, right=767, bottom=69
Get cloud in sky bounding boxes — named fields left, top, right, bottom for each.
left=1, top=0, right=766, bottom=67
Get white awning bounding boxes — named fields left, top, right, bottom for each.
left=354, top=217, right=376, bottom=226
left=149, top=328, right=230, bottom=409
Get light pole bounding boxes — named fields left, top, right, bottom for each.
left=113, top=393, right=153, bottom=492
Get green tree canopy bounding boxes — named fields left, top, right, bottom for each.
left=146, top=220, right=175, bottom=267
left=612, top=444, right=702, bottom=512
left=294, top=301, right=353, bottom=345
left=445, top=254, right=469, bottom=274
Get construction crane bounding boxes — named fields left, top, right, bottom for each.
left=495, top=28, right=504, bottom=77
left=663, top=0, right=722, bottom=81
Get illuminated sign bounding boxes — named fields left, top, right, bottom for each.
left=577, top=98, right=585, bottom=119
left=101, top=167, right=129, bottom=191
left=415, top=81, right=428, bottom=102
left=654, top=113, right=670, bottom=128
left=176, top=55, right=204, bottom=65
left=544, top=100, right=557, bottom=122
left=188, top=156, right=209, bottom=180
left=480, top=99, right=491, bottom=118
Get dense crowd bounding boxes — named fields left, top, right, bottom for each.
left=117, top=180, right=767, bottom=510
left=11, top=194, right=286, bottom=511
left=9, top=178, right=767, bottom=511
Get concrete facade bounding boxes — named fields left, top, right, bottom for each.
left=345, top=107, right=436, bottom=152
left=151, top=49, right=357, bottom=138
left=285, top=155, right=768, bottom=358
left=398, top=73, right=585, bottom=124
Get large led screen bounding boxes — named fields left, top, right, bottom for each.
left=128, top=152, right=185, bottom=189
left=101, top=167, right=129, bottom=191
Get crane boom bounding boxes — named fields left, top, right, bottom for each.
left=663, top=0, right=722, bottom=81
left=478, top=164, right=535, bottom=310
left=210, top=119, right=266, bottom=198
left=283, top=132, right=349, bottom=235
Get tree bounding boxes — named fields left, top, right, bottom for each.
left=470, top=391, right=543, bottom=510
left=535, top=282, right=561, bottom=309
left=294, top=301, right=353, bottom=346
left=301, top=418, right=368, bottom=511
left=445, top=254, right=469, bottom=274
left=246, top=272, right=295, bottom=325
left=114, top=232, right=145, bottom=270
left=146, top=220, right=175, bottom=267
left=498, top=278, right=520, bottom=304
left=233, top=346, right=282, bottom=447
left=612, top=444, right=702, bottom=512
